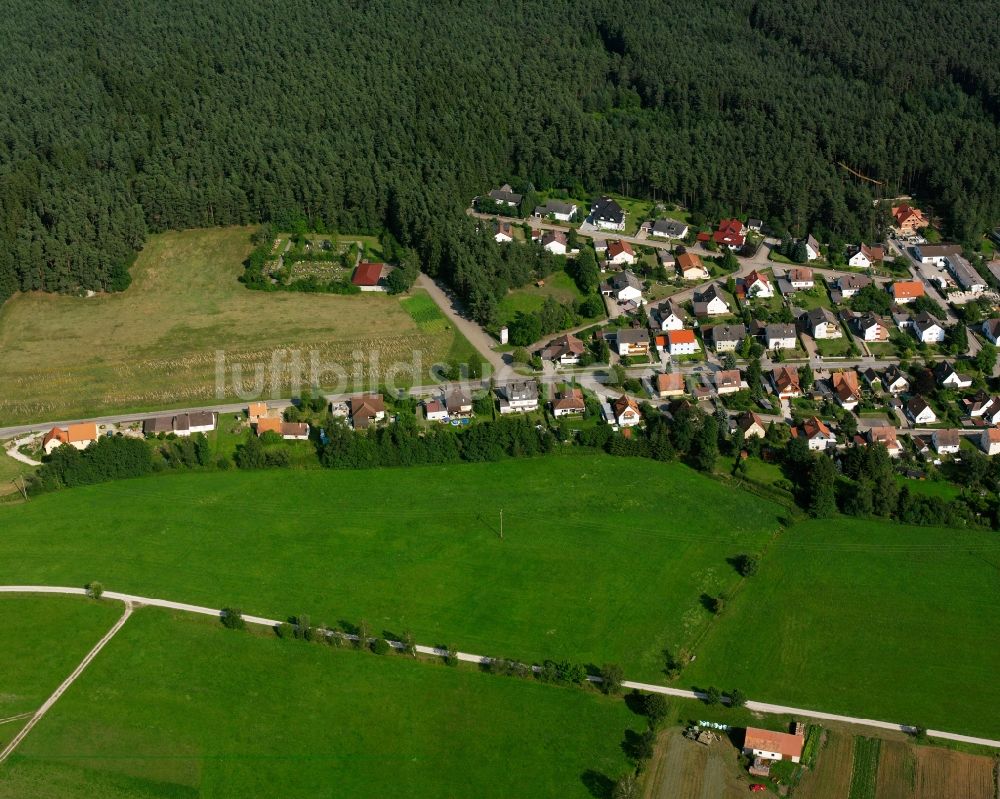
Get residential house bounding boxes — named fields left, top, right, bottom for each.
left=771, top=366, right=801, bottom=399
left=423, top=398, right=448, bottom=422
left=677, top=252, right=710, bottom=281
left=764, top=323, right=797, bottom=350
left=831, top=371, right=862, bottom=410
left=42, top=422, right=98, bottom=455
left=891, top=280, right=925, bottom=304
left=797, top=416, right=837, bottom=450
left=981, top=399, right=1000, bottom=426
left=657, top=250, right=676, bottom=270
left=737, top=412, right=767, bottom=439
left=848, top=243, right=885, bottom=268
left=963, top=392, right=994, bottom=419
left=247, top=402, right=269, bottom=422
left=446, top=386, right=473, bottom=417
left=654, top=300, right=687, bottom=331
left=601, top=270, right=644, bottom=304
left=982, top=318, right=1000, bottom=345
left=713, top=218, right=746, bottom=249
left=746, top=218, right=763, bottom=232
left=551, top=387, right=586, bottom=417
left=498, top=380, right=539, bottom=414
left=853, top=312, right=889, bottom=342
left=533, top=199, right=577, bottom=222
left=616, top=327, right=651, bottom=357
left=912, top=312, right=945, bottom=344
left=882, top=365, right=910, bottom=395
left=743, top=269, right=774, bottom=299
left=143, top=411, right=216, bottom=437
left=715, top=369, right=744, bottom=395
left=861, top=367, right=882, bottom=390
left=834, top=273, right=872, bottom=300
left=934, top=361, right=973, bottom=389
left=352, top=261, right=388, bottom=291
left=651, top=218, right=688, bottom=239
left=606, top=239, right=636, bottom=266
left=539, top=333, right=586, bottom=365
left=494, top=221, right=514, bottom=243
left=693, top=284, right=730, bottom=317
left=788, top=267, right=814, bottom=289
left=932, top=429, right=961, bottom=455
left=612, top=394, right=642, bottom=427
left=255, top=418, right=310, bottom=440
left=666, top=328, right=700, bottom=356
left=803, top=307, right=842, bottom=340
left=656, top=373, right=686, bottom=398
left=487, top=184, right=522, bottom=207
left=280, top=422, right=310, bottom=441
left=914, top=243, right=962, bottom=266
left=349, top=394, right=386, bottom=429
left=592, top=237, right=608, bottom=255
left=980, top=427, right=1000, bottom=456
left=589, top=196, right=626, bottom=231
left=709, top=323, right=746, bottom=352
left=906, top=396, right=937, bottom=425
left=867, top=426, right=901, bottom=457
left=540, top=230, right=567, bottom=255
left=804, top=234, right=821, bottom=261
left=891, top=204, right=927, bottom=234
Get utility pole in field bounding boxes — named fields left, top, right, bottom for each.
left=499, top=508, right=503, bottom=541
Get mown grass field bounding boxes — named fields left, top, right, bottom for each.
left=0, top=595, right=122, bottom=746
left=685, top=516, right=1000, bottom=738
left=0, top=228, right=479, bottom=425
left=496, top=267, right=590, bottom=327
left=0, top=606, right=636, bottom=798
left=0, top=454, right=781, bottom=680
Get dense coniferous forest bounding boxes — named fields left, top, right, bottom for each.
left=1, top=0, right=997, bottom=320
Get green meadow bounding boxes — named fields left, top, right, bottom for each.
left=0, top=454, right=780, bottom=681
left=0, top=607, right=636, bottom=798
left=685, top=516, right=1000, bottom=738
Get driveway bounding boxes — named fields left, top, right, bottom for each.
left=414, top=273, right=507, bottom=374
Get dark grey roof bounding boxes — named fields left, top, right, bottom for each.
left=610, top=270, right=642, bottom=291
left=536, top=199, right=576, bottom=216
left=488, top=186, right=522, bottom=204
left=590, top=196, right=625, bottom=224
left=765, top=323, right=797, bottom=339
left=652, top=218, right=687, bottom=237
left=502, top=380, right=539, bottom=401
left=616, top=327, right=650, bottom=344
left=709, top=323, right=746, bottom=343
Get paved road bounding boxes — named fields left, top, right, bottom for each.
left=0, top=598, right=133, bottom=765
left=1, top=585, right=995, bottom=750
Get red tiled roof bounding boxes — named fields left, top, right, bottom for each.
left=607, top=239, right=634, bottom=258
left=667, top=329, right=696, bottom=345
left=352, top=261, right=385, bottom=286
left=744, top=727, right=804, bottom=759
left=892, top=280, right=925, bottom=299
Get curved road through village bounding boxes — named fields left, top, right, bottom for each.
left=0, top=585, right=996, bottom=752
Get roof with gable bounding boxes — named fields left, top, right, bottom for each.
left=607, top=239, right=634, bottom=258
left=667, top=329, right=697, bottom=345
left=891, top=280, right=925, bottom=299
left=744, top=727, right=804, bottom=759
left=352, top=261, right=385, bottom=286
left=656, top=373, right=685, bottom=393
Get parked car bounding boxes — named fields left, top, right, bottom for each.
left=750, top=786, right=766, bottom=794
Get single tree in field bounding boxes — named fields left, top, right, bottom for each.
left=728, top=688, right=747, bottom=708
left=221, top=607, right=246, bottom=631
left=598, top=663, right=624, bottom=695
left=400, top=630, right=416, bottom=657
left=356, top=618, right=370, bottom=649
left=643, top=693, right=670, bottom=728
left=85, top=581, right=103, bottom=600
left=612, top=772, right=640, bottom=799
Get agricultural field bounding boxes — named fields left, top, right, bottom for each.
left=0, top=605, right=635, bottom=798
left=0, top=228, right=479, bottom=425
left=0, top=454, right=33, bottom=500
left=0, top=595, right=122, bottom=747
left=641, top=728, right=749, bottom=799
left=799, top=731, right=996, bottom=799
left=685, top=516, right=1000, bottom=738
left=0, top=454, right=782, bottom=681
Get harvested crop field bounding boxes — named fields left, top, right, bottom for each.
left=913, top=746, right=995, bottom=799
left=874, top=740, right=917, bottom=799
left=642, top=729, right=747, bottom=799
